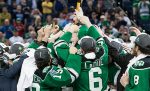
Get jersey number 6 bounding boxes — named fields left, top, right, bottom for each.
left=89, top=67, right=102, bottom=91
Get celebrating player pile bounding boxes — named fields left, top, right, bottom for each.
left=23, top=7, right=150, bottom=91
left=27, top=7, right=109, bottom=91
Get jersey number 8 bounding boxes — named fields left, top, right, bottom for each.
left=134, top=75, right=139, bottom=85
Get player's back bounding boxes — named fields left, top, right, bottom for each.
left=126, top=56, right=150, bottom=91
left=30, top=66, right=61, bottom=91
left=73, top=59, right=108, bottom=91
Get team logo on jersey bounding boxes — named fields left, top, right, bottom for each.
left=49, top=66, right=58, bottom=76
left=134, top=60, right=145, bottom=67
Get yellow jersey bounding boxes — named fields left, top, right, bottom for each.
left=42, top=1, right=53, bottom=14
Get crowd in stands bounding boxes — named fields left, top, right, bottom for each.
left=0, top=0, right=149, bottom=46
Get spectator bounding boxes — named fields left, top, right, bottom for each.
left=36, top=0, right=43, bottom=12
left=20, top=0, right=31, bottom=9
left=42, top=0, right=53, bottom=20
left=53, top=0, right=67, bottom=16
left=94, top=0, right=105, bottom=14
left=104, top=0, right=114, bottom=10
left=58, top=12, right=68, bottom=28
left=118, top=26, right=130, bottom=42
left=122, top=0, right=133, bottom=19
left=7, top=0, right=11, bottom=6
left=16, top=0, right=21, bottom=5
left=12, top=5, right=24, bottom=23
left=9, top=30, right=24, bottom=45
left=0, top=7, right=11, bottom=26
left=13, top=18, right=25, bottom=37
left=33, top=15, right=42, bottom=32
left=20, top=0, right=32, bottom=25
left=90, top=11, right=98, bottom=24
left=43, top=15, right=52, bottom=25
left=0, top=0, right=6, bottom=10
left=66, top=12, right=75, bottom=24
left=0, top=19, right=15, bottom=39
left=82, top=0, right=95, bottom=17
left=119, top=10, right=131, bottom=26
left=109, top=21, right=119, bottom=37
left=98, top=15, right=105, bottom=27
left=132, top=0, right=140, bottom=17
left=24, top=25, right=35, bottom=39
left=115, top=12, right=127, bottom=30
left=9, top=1, right=17, bottom=18
left=31, top=8, right=42, bottom=20
left=136, top=0, right=150, bottom=34
left=105, top=9, right=115, bottom=22
left=31, top=0, right=37, bottom=9
left=26, top=31, right=37, bottom=43
left=100, top=20, right=110, bottom=34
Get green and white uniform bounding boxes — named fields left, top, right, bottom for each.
left=54, top=25, right=109, bottom=91
left=125, top=56, right=150, bottom=91
left=73, top=26, right=108, bottom=91
left=30, top=54, right=81, bottom=91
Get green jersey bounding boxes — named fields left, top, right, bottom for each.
left=53, top=25, right=88, bottom=63
left=30, top=66, right=61, bottom=91
left=30, top=54, right=81, bottom=91
left=73, top=36, right=108, bottom=91
left=54, top=25, right=109, bottom=91
left=73, top=62, right=108, bottom=91
left=125, top=56, right=150, bottom=91
left=108, top=62, right=120, bottom=86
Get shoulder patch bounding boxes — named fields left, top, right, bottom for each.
left=133, top=56, right=150, bottom=69
left=133, top=60, right=145, bottom=67
left=48, top=66, right=58, bottom=76
left=48, top=66, right=63, bottom=76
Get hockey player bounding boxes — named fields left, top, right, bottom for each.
left=73, top=36, right=108, bottom=91
left=30, top=47, right=81, bottom=91
left=54, top=14, right=109, bottom=90
left=120, top=33, right=150, bottom=91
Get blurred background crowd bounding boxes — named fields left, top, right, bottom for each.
left=0, top=0, right=150, bottom=46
